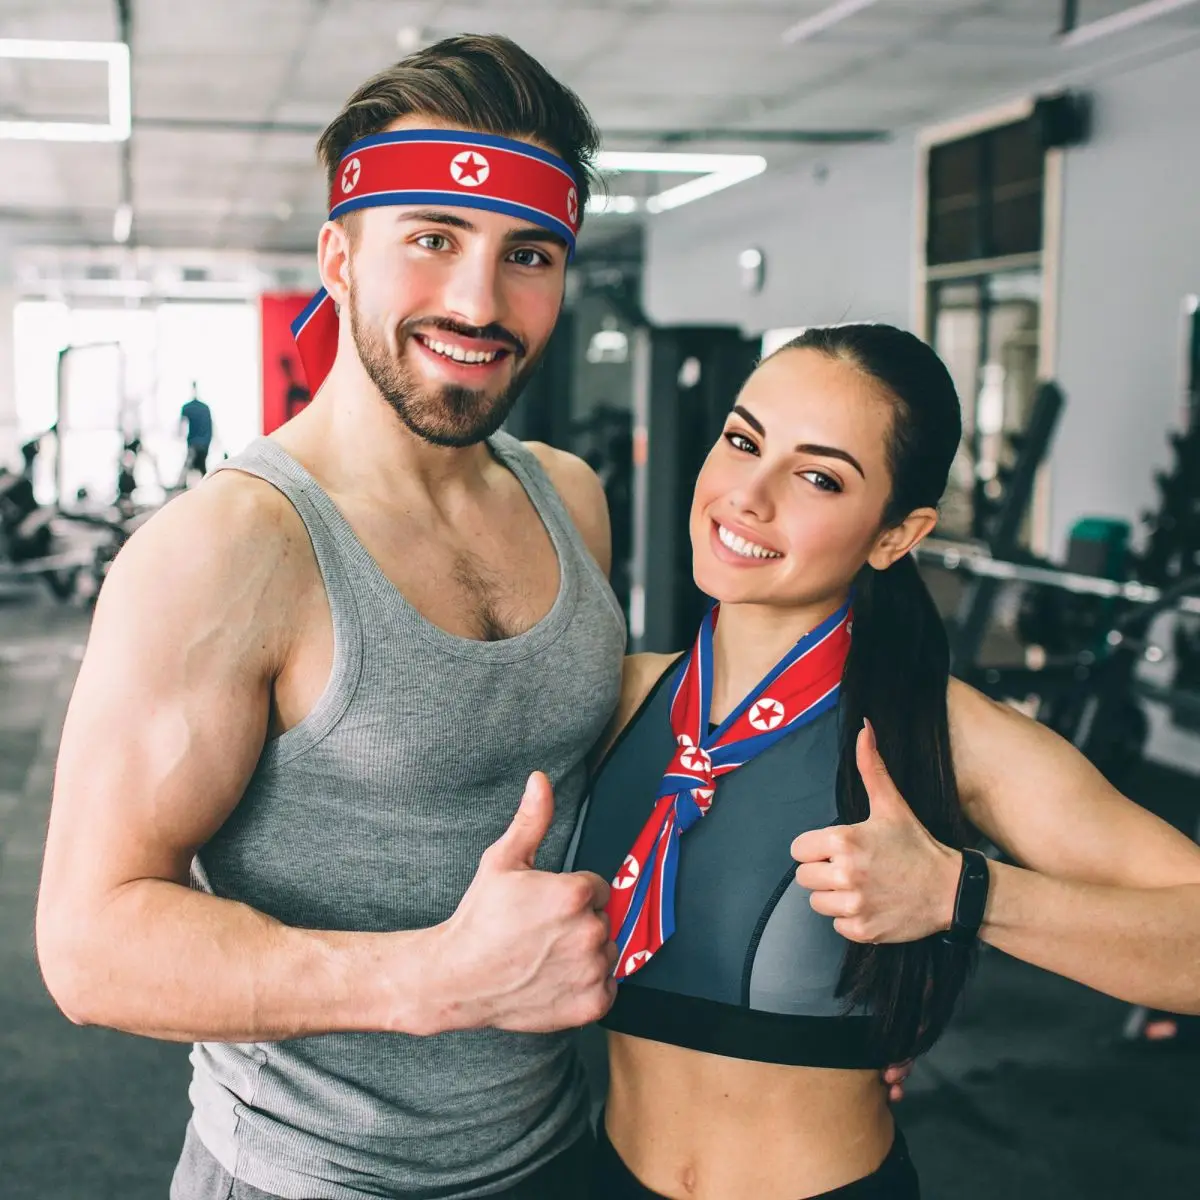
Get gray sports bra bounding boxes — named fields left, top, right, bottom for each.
left=572, top=656, right=883, bottom=1068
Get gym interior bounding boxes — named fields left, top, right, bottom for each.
left=1, top=2, right=1198, bottom=1197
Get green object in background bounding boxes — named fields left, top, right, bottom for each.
left=1066, top=517, right=1131, bottom=580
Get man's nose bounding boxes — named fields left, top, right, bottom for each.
left=439, top=249, right=506, bottom=333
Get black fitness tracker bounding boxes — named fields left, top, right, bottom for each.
left=942, top=847, right=990, bottom=947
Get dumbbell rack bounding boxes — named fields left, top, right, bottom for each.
left=920, top=537, right=1200, bottom=781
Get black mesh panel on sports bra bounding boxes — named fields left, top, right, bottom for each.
left=572, top=658, right=883, bottom=1069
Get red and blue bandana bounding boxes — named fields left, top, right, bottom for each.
left=291, top=129, right=581, bottom=396
left=606, top=600, right=853, bottom=981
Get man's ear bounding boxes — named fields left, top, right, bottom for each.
left=866, top=507, right=938, bottom=571
left=317, top=220, right=352, bottom=310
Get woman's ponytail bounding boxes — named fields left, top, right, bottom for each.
left=835, top=555, right=975, bottom=1061
left=774, top=323, right=977, bottom=1062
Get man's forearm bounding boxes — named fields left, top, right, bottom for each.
left=39, top=879, right=447, bottom=1042
left=979, top=861, right=1200, bottom=1014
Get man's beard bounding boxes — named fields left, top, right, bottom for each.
left=348, top=281, right=539, bottom=449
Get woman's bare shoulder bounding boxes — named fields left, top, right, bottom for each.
left=621, top=653, right=681, bottom=714
left=592, top=652, right=681, bottom=767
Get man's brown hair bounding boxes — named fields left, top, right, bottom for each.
left=317, top=34, right=601, bottom=224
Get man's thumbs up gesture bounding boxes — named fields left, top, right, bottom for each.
left=435, top=772, right=619, bottom=1034
left=790, top=720, right=962, bottom=944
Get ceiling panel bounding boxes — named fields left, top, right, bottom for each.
left=0, top=140, right=120, bottom=208
left=0, top=0, right=116, bottom=42
left=2, top=0, right=1198, bottom=255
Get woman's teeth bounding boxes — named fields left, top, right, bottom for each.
left=717, top=523, right=781, bottom=560
left=418, top=336, right=500, bottom=364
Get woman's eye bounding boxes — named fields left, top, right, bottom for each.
left=724, top=431, right=758, bottom=454
left=509, top=247, right=549, bottom=267
left=416, top=234, right=450, bottom=251
left=801, top=470, right=842, bottom=493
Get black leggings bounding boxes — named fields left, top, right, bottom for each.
left=590, top=1116, right=920, bottom=1199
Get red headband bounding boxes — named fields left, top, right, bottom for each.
left=292, top=130, right=581, bottom=396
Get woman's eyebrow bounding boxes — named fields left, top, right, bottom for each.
left=731, top=404, right=866, bottom=478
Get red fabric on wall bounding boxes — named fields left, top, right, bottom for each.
left=261, top=293, right=314, bottom=434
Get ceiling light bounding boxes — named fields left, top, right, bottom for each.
left=0, top=38, right=131, bottom=142
left=1059, top=0, right=1200, bottom=48
left=395, top=26, right=424, bottom=53
left=598, top=151, right=759, bottom=174
left=586, top=194, right=640, bottom=215
left=643, top=157, right=766, bottom=214
left=112, top=203, right=132, bottom=244
left=586, top=328, right=629, bottom=364
left=595, top=151, right=767, bottom=215
left=781, top=0, right=880, bottom=46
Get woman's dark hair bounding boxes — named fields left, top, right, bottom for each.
left=770, top=323, right=974, bottom=1062
left=317, top=34, right=601, bottom=218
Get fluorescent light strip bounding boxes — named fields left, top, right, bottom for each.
left=592, top=150, right=767, bottom=215
left=646, top=157, right=766, bottom=213
left=781, top=0, right=881, bottom=46
left=0, top=38, right=131, bottom=142
left=598, top=150, right=764, bottom=174
left=1061, top=0, right=1200, bottom=48
left=586, top=195, right=640, bottom=215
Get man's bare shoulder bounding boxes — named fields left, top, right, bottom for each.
left=103, top=470, right=316, bottom=644
left=124, top=470, right=304, bottom=563
left=522, top=441, right=611, bottom=574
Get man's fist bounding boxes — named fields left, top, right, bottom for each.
left=434, top=772, right=619, bottom=1033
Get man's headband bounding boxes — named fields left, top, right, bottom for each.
left=291, top=130, right=582, bottom=396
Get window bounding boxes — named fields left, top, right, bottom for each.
left=927, top=117, right=1044, bottom=267
left=920, top=106, right=1055, bottom=546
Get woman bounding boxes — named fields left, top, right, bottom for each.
left=571, top=324, right=1200, bottom=1199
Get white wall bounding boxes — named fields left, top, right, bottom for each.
left=0, top=235, right=18, bottom=468
left=641, top=45, right=1200, bottom=567
left=642, top=136, right=916, bottom=335
left=1051, top=44, right=1200, bottom=557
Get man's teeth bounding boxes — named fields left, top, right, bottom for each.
left=717, top=523, right=781, bottom=560
left=420, top=337, right=500, bottom=364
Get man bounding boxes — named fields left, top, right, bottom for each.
left=37, top=35, right=626, bottom=1199
left=179, top=382, right=214, bottom=482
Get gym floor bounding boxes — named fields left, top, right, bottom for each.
left=1, top=590, right=1195, bottom=1199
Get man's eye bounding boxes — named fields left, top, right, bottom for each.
left=416, top=234, right=450, bottom=251
left=510, top=247, right=549, bottom=267
left=724, top=431, right=757, bottom=454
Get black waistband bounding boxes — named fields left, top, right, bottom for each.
left=592, top=1113, right=919, bottom=1199
left=600, top=984, right=886, bottom=1069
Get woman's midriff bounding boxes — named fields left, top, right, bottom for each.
left=605, top=1031, right=894, bottom=1200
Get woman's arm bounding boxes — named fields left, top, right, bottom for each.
left=792, top=681, right=1200, bottom=1014
left=949, top=680, right=1200, bottom=1013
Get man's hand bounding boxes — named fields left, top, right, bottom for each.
left=433, top=771, right=618, bottom=1034
left=791, top=720, right=961, bottom=944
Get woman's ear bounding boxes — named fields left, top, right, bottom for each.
left=866, top=507, right=938, bottom=571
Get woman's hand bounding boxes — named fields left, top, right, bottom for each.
left=790, top=720, right=963, bottom=944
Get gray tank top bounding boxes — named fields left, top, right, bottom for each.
left=187, top=433, right=626, bottom=1199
